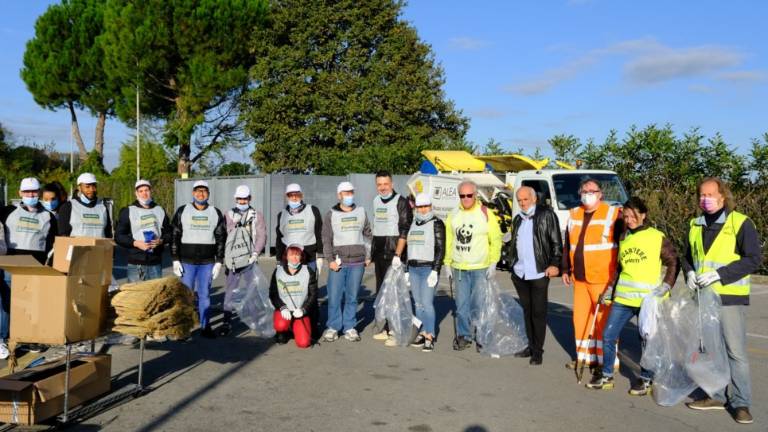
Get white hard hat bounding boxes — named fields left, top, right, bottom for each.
left=285, top=183, right=302, bottom=194
left=20, top=177, right=40, bottom=192
left=135, top=179, right=151, bottom=189
left=234, top=185, right=251, bottom=198
left=76, top=172, right=98, bottom=185
left=337, top=181, right=354, bottom=193
left=192, top=180, right=209, bottom=190
left=415, top=193, right=432, bottom=207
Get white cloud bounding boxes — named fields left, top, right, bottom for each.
left=448, top=37, right=488, bottom=51
left=716, top=70, right=767, bottom=83
left=625, top=46, right=743, bottom=84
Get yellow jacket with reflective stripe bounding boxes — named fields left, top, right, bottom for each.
left=615, top=227, right=664, bottom=307
left=689, top=211, right=750, bottom=297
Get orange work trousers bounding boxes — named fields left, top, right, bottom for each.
left=573, top=280, right=613, bottom=367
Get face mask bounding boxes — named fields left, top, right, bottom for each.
left=22, top=197, right=39, bottom=207
left=42, top=199, right=58, bottom=211
left=581, top=193, right=598, bottom=207
left=138, top=198, right=153, bottom=206
left=288, top=261, right=301, bottom=269
left=521, top=205, right=535, bottom=216
left=379, top=192, right=393, bottom=200
left=193, top=198, right=208, bottom=206
left=415, top=212, right=433, bottom=222
left=288, top=200, right=302, bottom=209
left=81, top=194, right=94, bottom=204
left=699, top=197, right=719, bottom=213
left=236, top=204, right=249, bottom=212
left=342, top=196, right=354, bottom=207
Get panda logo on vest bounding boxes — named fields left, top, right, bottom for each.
left=620, top=246, right=647, bottom=264
left=456, top=224, right=473, bottom=251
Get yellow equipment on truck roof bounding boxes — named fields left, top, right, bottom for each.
left=421, top=150, right=487, bottom=172
left=475, top=154, right=549, bottom=172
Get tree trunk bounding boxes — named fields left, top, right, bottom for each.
left=94, top=111, right=106, bottom=159
left=68, top=101, right=88, bottom=161
left=177, top=143, right=191, bottom=177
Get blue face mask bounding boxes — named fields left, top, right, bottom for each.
left=79, top=195, right=92, bottom=205
left=521, top=205, right=536, bottom=216
left=22, top=197, right=39, bottom=207
left=42, top=199, right=58, bottom=211
left=342, top=196, right=354, bottom=207
left=288, top=261, right=301, bottom=269
left=415, top=212, right=433, bottom=222
left=236, top=204, right=249, bottom=212
left=288, top=200, right=302, bottom=209
left=138, top=198, right=153, bottom=206
left=193, top=198, right=208, bottom=206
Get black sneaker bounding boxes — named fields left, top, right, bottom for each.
left=201, top=327, right=217, bottom=339
left=453, top=336, right=473, bottom=351
left=274, top=333, right=289, bottom=345
left=733, top=407, right=753, bottom=424
left=586, top=375, right=614, bottom=390
left=422, top=339, right=434, bottom=352
left=629, top=379, right=652, bottom=396
left=410, top=334, right=425, bottom=348
left=218, top=323, right=232, bottom=337
left=529, top=355, right=542, bottom=365
left=514, top=347, right=532, bottom=358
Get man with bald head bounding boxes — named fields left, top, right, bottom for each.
left=507, top=186, right=562, bottom=364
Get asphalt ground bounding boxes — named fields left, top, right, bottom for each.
left=3, top=257, right=767, bottom=431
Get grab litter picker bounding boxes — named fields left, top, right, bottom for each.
left=576, top=302, right=601, bottom=384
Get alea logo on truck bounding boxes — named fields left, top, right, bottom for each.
left=432, top=185, right=458, bottom=200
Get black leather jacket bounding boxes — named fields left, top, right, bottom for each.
left=506, top=206, right=563, bottom=274
left=406, top=215, right=446, bottom=273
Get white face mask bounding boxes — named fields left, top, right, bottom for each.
left=581, top=192, right=598, bottom=207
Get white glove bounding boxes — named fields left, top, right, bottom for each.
left=404, top=272, right=410, bottom=287
left=445, top=267, right=453, bottom=280
left=280, top=308, right=292, bottom=321
left=248, top=255, right=258, bottom=265
left=316, top=258, right=324, bottom=276
left=173, top=261, right=184, bottom=277
left=485, top=266, right=496, bottom=280
left=391, top=255, right=402, bottom=269
left=212, top=262, right=222, bottom=280
left=696, top=271, right=720, bottom=288
left=653, top=282, right=672, bottom=297
left=686, top=271, right=699, bottom=291
left=427, top=270, right=438, bottom=288
left=293, top=308, right=304, bottom=318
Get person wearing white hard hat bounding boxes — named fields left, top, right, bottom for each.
left=115, top=180, right=172, bottom=283
left=320, top=181, right=372, bottom=342
left=403, top=192, right=445, bottom=352
left=0, top=177, right=58, bottom=359
left=275, top=182, right=324, bottom=339
left=170, top=179, right=227, bottom=339
left=57, top=172, right=112, bottom=238
left=220, top=184, right=266, bottom=336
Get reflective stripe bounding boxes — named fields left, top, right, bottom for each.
left=690, top=211, right=751, bottom=297
left=570, top=243, right=618, bottom=252
left=616, top=278, right=657, bottom=290
left=601, top=205, right=616, bottom=238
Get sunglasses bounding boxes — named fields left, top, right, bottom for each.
left=459, top=194, right=474, bottom=199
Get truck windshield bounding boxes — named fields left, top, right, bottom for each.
left=552, top=173, right=628, bottom=210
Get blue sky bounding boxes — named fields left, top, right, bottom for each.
left=2, top=1, right=767, bottom=169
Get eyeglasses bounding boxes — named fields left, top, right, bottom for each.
left=459, top=194, right=474, bottom=199
left=581, top=190, right=600, bottom=194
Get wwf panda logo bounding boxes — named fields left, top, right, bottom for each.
left=456, top=224, right=473, bottom=245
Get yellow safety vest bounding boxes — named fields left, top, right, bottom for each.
left=615, top=227, right=664, bottom=307
left=689, top=211, right=750, bottom=297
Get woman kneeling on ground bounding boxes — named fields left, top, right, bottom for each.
left=404, top=193, right=446, bottom=352
left=269, top=244, right=318, bottom=348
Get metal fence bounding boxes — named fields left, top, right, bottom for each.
left=174, top=174, right=411, bottom=252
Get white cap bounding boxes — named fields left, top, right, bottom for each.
left=415, top=193, right=432, bottom=207
left=76, top=172, right=98, bottom=185
left=285, top=183, right=302, bottom=194
left=337, top=181, right=354, bottom=193
left=234, top=185, right=251, bottom=198
left=20, top=177, right=40, bottom=191
left=192, top=180, right=209, bottom=190
left=135, top=179, right=151, bottom=189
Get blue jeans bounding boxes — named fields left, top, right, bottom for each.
left=0, top=271, right=9, bottom=340
left=180, top=262, right=214, bottom=328
left=713, top=305, right=751, bottom=408
left=602, top=302, right=652, bottom=380
left=326, top=264, right=365, bottom=332
left=127, top=263, right=163, bottom=283
left=410, top=267, right=437, bottom=336
left=453, top=267, right=487, bottom=339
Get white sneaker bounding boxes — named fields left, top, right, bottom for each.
left=384, top=336, right=398, bottom=347
left=322, top=328, right=339, bottom=342
left=372, top=330, right=389, bottom=340
left=0, top=342, right=9, bottom=360
left=344, top=329, right=361, bottom=342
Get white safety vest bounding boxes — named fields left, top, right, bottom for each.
left=70, top=199, right=108, bottom=238
left=128, top=205, right=166, bottom=242
left=279, top=205, right=316, bottom=246
left=331, top=206, right=366, bottom=246
left=407, top=218, right=436, bottom=262
left=372, top=194, right=400, bottom=237
left=4, top=205, right=51, bottom=251
left=180, top=204, right=218, bottom=245
left=276, top=266, right=310, bottom=312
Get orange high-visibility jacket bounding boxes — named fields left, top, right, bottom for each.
left=567, top=202, right=619, bottom=283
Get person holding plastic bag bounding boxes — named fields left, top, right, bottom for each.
left=404, top=193, right=445, bottom=352
left=444, top=180, right=502, bottom=351
left=269, top=244, right=317, bottom=348
left=681, top=178, right=761, bottom=424
left=586, top=197, right=678, bottom=394
left=506, top=186, right=561, bottom=365
left=221, top=185, right=266, bottom=336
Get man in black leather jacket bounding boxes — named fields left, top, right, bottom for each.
left=506, top=186, right=562, bottom=364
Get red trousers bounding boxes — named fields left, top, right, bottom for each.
left=273, top=310, right=312, bottom=348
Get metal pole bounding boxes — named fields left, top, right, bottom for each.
left=137, top=336, right=146, bottom=392
left=62, top=343, right=72, bottom=423
left=136, top=84, right=141, bottom=181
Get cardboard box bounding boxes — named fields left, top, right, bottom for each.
left=52, top=236, right=114, bottom=278
left=0, top=237, right=113, bottom=345
left=0, top=354, right=111, bottom=425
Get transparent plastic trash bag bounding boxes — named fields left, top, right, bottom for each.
left=237, top=264, right=275, bottom=337
left=223, top=264, right=253, bottom=312
left=470, top=277, right=528, bottom=357
left=638, top=294, right=660, bottom=340
left=684, top=286, right=730, bottom=396
left=373, top=266, right=417, bottom=346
